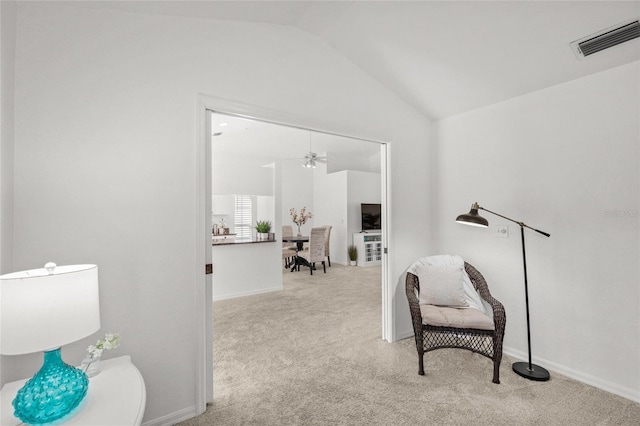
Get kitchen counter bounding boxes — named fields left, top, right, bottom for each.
left=212, top=235, right=277, bottom=245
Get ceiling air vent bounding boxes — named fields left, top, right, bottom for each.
left=571, top=19, right=640, bottom=59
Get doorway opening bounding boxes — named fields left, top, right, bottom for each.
left=196, top=97, right=391, bottom=411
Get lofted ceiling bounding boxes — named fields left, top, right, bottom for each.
left=72, top=1, right=640, bottom=119
left=73, top=1, right=639, bottom=165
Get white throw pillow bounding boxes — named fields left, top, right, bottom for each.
left=408, top=254, right=486, bottom=312
left=416, top=262, right=467, bottom=308
left=462, top=270, right=486, bottom=314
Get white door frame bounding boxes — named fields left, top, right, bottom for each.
left=195, top=94, right=393, bottom=415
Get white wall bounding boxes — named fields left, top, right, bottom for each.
left=211, top=194, right=234, bottom=216
left=256, top=195, right=275, bottom=229
left=0, top=0, right=16, bottom=276
left=281, top=161, right=315, bottom=235
left=327, top=151, right=380, bottom=174
left=313, top=164, right=348, bottom=264
left=434, top=62, right=640, bottom=401
left=212, top=152, right=274, bottom=196
left=0, top=0, right=17, bottom=386
left=6, top=3, right=433, bottom=424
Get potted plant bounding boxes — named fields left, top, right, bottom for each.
left=348, top=245, right=358, bottom=266
left=255, top=220, right=272, bottom=240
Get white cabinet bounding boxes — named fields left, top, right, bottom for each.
left=352, top=232, right=382, bottom=267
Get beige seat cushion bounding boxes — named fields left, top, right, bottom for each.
left=420, top=304, right=494, bottom=330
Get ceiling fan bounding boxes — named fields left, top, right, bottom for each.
left=291, top=133, right=329, bottom=168
left=301, top=151, right=328, bottom=168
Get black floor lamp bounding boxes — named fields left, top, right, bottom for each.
left=456, top=202, right=551, bottom=381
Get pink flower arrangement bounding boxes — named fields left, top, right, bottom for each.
left=289, top=207, right=312, bottom=226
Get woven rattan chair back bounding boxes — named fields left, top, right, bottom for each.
left=405, top=261, right=506, bottom=384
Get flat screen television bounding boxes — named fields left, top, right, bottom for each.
left=361, top=203, right=381, bottom=231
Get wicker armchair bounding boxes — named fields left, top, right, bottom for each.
left=405, top=262, right=506, bottom=384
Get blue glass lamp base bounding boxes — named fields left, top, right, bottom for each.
left=12, top=348, right=89, bottom=424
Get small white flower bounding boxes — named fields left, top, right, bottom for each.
left=86, top=332, right=120, bottom=358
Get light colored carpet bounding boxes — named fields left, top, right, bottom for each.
left=179, top=263, right=639, bottom=425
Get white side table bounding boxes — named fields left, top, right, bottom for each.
left=1, top=355, right=146, bottom=425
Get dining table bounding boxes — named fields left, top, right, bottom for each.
left=282, top=236, right=312, bottom=272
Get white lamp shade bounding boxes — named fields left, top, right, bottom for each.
left=0, top=264, right=101, bottom=355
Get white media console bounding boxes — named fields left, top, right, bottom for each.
left=352, top=231, right=382, bottom=267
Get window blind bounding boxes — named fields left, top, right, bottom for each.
left=234, top=195, right=253, bottom=240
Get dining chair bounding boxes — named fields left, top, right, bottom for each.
left=323, top=225, right=332, bottom=266
left=282, top=225, right=296, bottom=268
left=298, top=227, right=326, bottom=275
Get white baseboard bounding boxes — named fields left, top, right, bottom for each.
left=142, top=406, right=197, bottom=426
left=213, top=286, right=282, bottom=302
left=503, top=345, right=640, bottom=403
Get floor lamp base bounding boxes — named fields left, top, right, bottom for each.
left=512, top=361, right=550, bottom=381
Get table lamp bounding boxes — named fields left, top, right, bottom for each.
left=0, top=262, right=101, bottom=424
left=456, top=202, right=551, bottom=381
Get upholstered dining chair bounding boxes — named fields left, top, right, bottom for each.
left=323, top=225, right=332, bottom=266
left=298, top=227, right=326, bottom=275
left=282, top=225, right=296, bottom=268
left=405, top=255, right=506, bottom=384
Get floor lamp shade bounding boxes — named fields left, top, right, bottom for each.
left=456, top=203, right=489, bottom=227
left=0, top=263, right=101, bottom=424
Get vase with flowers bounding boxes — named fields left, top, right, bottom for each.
left=289, top=207, right=313, bottom=237
left=81, top=332, right=120, bottom=377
